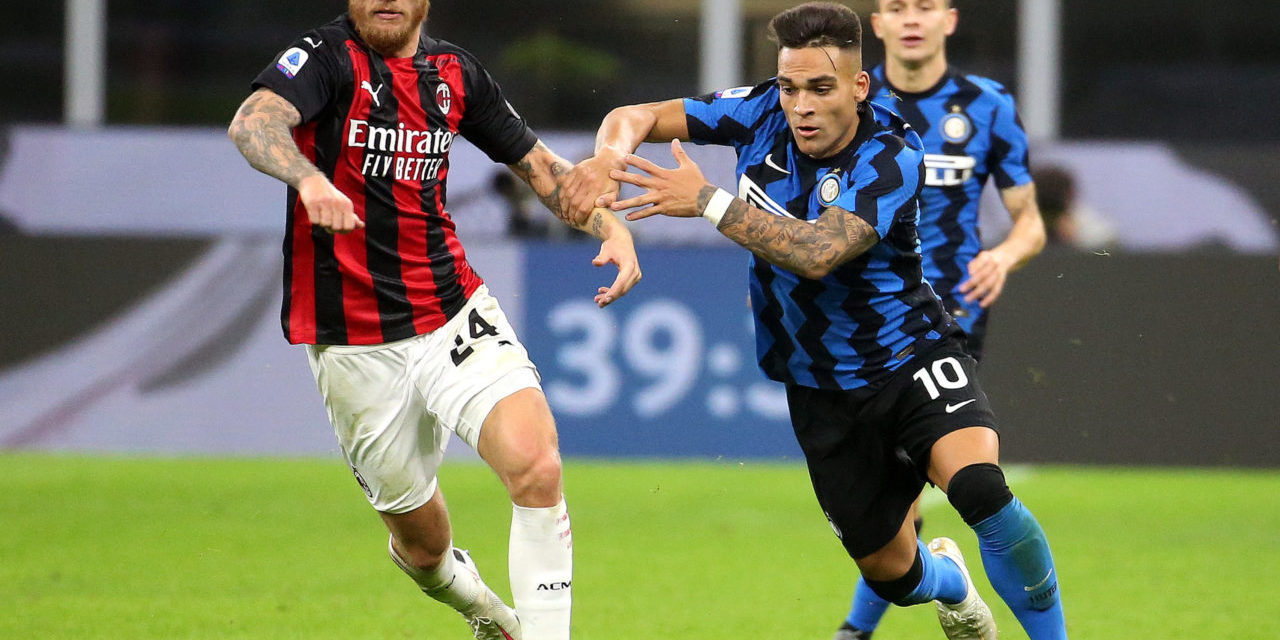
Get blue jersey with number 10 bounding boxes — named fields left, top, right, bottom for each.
left=684, top=80, right=958, bottom=392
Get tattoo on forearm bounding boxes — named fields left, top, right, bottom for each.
left=717, top=199, right=876, bottom=278
left=590, top=210, right=604, bottom=238
left=696, top=186, right=716, bottom=217
left=511, top=142, right=577, bottom=224
left=229, top=91, right=321, bottom=188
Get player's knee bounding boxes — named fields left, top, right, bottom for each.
left=946, top=462, right=1014, bottom=527
left=505, top=447, right=562, bottom=506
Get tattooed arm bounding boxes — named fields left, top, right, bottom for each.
left=228, top=88, right=362, bottom=233
left=508, top=139, right=643, bottom=307
left=507, top=140, right=625, bottom=241
left=711, top=186, right=879, bottom=280
left=610, top=140, right=879, bottom=280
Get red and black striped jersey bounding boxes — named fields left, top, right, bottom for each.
left=252, top=15, right=538, bottom=345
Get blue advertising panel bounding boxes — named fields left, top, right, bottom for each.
left=522, top=242, right=802, bottom=459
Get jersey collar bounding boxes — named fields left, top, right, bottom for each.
left=875, top=64, right=956, bottom=100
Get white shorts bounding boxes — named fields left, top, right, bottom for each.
left=306, top=285, right=541, bottom=514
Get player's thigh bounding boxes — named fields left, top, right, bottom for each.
left=891, top=342, right=1000, bottom=491
left=307, top=341, right=446, bottom=514
left=413, top=285, right=548, bottom=455
left=786, top=384, right=924, bottom=561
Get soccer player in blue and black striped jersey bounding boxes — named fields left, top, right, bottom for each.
left=837, top=1, right=1050, bottom=638
left=563, top=3, right=1065, bottom=639
left=869, top=0, right=1046, bottom=364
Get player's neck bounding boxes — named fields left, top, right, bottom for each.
left=885, top=53, right=948, bottom=94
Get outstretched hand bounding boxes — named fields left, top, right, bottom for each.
left=591, top=232, right=642, bottom=308
left=609, top=139, right=710, bottom=221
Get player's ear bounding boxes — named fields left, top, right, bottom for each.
left=944, top=7, right=958, bottom=37
left=869, top=11, right=884, bottom=40
left=854, top=70, right=871, bottom=102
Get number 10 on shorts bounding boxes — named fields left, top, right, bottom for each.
left=911, top=356, right=969, bottom=400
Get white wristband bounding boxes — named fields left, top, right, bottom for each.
left=702, top=188, right=735, bottom=227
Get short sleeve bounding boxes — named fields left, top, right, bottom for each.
left=987, top=92, right=1032, bottom=189
left=457, top=57, right=538, bottom=165
left=683, top=80, right=776, bottom=148
left=825, top=138, right=923, bottom=238
left=251, top=33, right=339, bottom=123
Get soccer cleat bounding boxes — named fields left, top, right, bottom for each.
left=453, top=549, right=523, bottom=640
left=833, top=621, right=874, bottom=640
left=927, top=537, right=997, bottom=640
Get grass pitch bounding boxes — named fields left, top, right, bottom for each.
left=2, top=454, right=1277, bottom=639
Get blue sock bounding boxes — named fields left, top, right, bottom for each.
left=901, top=539, right=968, bottom=605
left=844, top=575, right=892, bottom=632
left=972, top=498, right=1067, bottom=640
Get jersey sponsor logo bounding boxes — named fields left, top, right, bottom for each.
left=737, top=175, right=794, bottom=219
left=923, top=154, right=977, bottom=187
left=360, top=80, right=384, bottom=107
left=818, top=174, right=841, bottom=206
left=939, top=112, right=974, bottom=144
left=347, top=120, right=455, bottom=181
left=763, top=152, right=791, bottom=175
left=436, top=82, right=452, bottom=115
left=944, top=398, right=977, bottom=413
left=716, top=85, right=753, bottom=99
left=302, top=36, right=323, bottom=49
left=276, top=47, right=309, bottom=78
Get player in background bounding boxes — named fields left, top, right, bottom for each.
left=833, top=1, right=1048, bottom=637
left=562, top=3, right=1065, bottom=639
left=228, top=1, right=641, bottom=639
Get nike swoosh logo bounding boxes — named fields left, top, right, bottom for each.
left=764, top=153, right=791, bottom=175
left=944, top=399, right=977, bottom=413
left=1025, top=568, right=1054, bottom=592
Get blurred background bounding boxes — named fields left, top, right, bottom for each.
left=1, top=0, right=1277, bottom=464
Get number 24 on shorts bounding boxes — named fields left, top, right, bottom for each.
left=449, top=308, right=508, bottom=366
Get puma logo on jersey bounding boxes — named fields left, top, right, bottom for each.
left=302, top=36, right=323, bottom=48
left=361, top=81, right=384, bottom=107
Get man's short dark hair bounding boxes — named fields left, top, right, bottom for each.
left=875, top=0, right=954, bottom=8
left=768, top=2, right=863, bottom=51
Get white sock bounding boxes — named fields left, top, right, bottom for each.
left=388, top=536, right=483, bottom=613
left=509, top=498, right=573, bottom=640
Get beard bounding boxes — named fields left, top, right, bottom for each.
left=350, top=0, right=428, bottom=56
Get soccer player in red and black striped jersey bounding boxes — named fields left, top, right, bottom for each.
left=228, top=2, right=640, bottom=638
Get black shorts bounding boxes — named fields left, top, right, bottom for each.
left=785, top=339, right=998, bottom=559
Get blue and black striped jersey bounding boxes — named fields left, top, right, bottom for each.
left=868, top=65, right=1032, bottom=341
left=684, top=80, right=957, bottom=391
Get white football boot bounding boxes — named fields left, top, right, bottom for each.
left=927, top=537, right=997, bottom=640
left=442, top=549, right=523, bottom=640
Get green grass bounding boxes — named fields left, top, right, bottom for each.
left=2, top=454, right=1278, bottom=638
